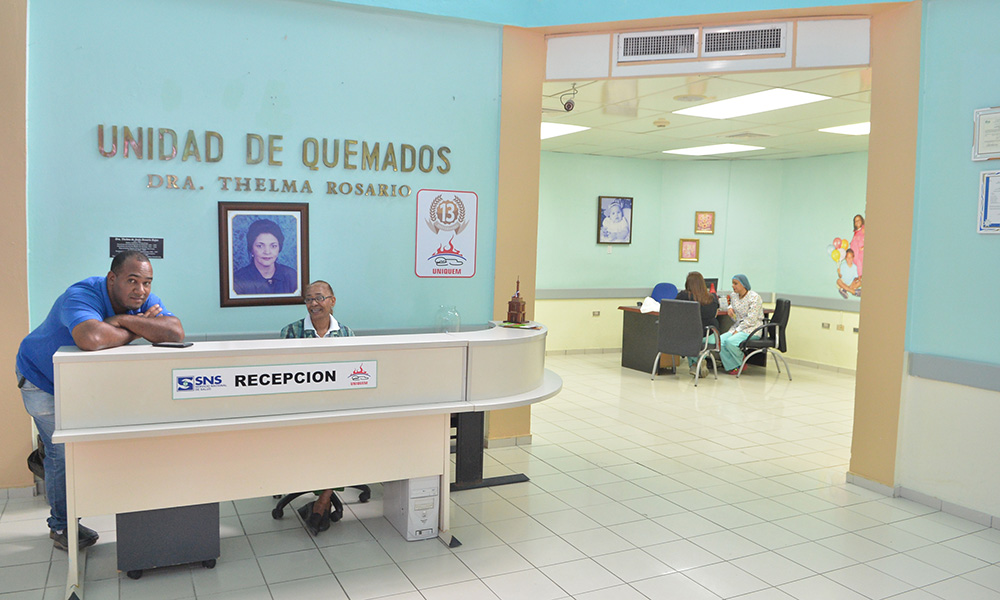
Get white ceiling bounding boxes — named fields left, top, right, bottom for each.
left=541, top=67, right=871, bottom=161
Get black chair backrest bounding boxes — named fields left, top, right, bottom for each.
left=772, top=298, right=791, bottom=352
left=657, top=299, right=705, bottom=357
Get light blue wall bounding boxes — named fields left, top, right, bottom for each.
left=27, top=0, right=502, bottom=334
left=536, top=153, right=663, bottom=288
left=777, top=153, right=869, bottom=294
left=537, top=151, right=868, bottom=297
left=328, top=0, right=891, bottom=27
left=909, top=0, right=1000, bottom=363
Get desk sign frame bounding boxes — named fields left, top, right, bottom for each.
left=173, top=360, right=377, bottom=399
left=978, top=170, right=1000, bottom=233
left=972, top=106, right=1000, bottom=161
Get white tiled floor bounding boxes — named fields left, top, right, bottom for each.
left=2, top=352, right=1000, bottom=599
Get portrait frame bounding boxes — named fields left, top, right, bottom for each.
left=218, top=201, right=309, bottom=307
left=597, top=196, right=633, bottom=244
left=695, top=211, right=715, bottom=234
left=679, top=238, right=699, bottom=262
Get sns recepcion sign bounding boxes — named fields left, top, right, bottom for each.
left=172, top=361, right=377, bottom=400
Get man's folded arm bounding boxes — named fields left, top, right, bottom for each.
left=71, top=319, right=138, bottom=351
left=107, top=314, right=185, bottom=344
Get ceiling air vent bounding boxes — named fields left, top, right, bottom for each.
left=703, top=23, right=787, bottom=58
left=617, top=29, right=699, bottom=63
left=726, top=132, right=773, bottom=139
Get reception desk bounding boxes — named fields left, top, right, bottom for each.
left=52, top=323, right=561, bottom=599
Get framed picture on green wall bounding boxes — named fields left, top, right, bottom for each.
left=679, top=239, right=699, bottom=262
left=695, top=211, right=715, bottom=234
left=597, top=196, right=632, bottom=244
left=218, top=202, right=310, bottom=307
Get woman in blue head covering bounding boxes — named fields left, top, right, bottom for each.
left=719, top=274, right=764, bottom=374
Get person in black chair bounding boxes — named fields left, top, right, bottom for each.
left=279, top=280, right=355, bottom=535
left=676, top=271, right=720, bottom=378
left=720, top=274, right=764, bottom=375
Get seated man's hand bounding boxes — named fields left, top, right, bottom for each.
left=138, top=304, right=163, bottom=318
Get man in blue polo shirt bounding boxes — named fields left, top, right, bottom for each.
left=15, top=251, right=184, bottom=550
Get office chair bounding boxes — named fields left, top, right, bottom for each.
left=272, top=486, right=371, bottom=531
left=650, top=282, right=679, bottom=302
left=651, top=299, right=720, bottom=386
left=737, top=298, right=792, bottom=380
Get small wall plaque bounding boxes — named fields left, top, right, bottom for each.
left=110, top=237, right=164, bottom=259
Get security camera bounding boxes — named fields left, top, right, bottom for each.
left=559, top=83, right=578, bottom=113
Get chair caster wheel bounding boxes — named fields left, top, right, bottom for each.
left=126, top=570, right=142, bottom=580
left=359, top=489, right=371, bottom=503
left=271, top=507, right=284, bottom=519
left=202, top=559, right=216, bottom=569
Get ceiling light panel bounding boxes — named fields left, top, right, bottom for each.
left=673, top=88, right=830, bottom=119
left=663, top=143, right=764, bottom=156
left=819, top=122, right=870, bottom=135
left=540, top=123, right=590, bottom=140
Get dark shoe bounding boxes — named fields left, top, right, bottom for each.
left=838, top=288, right=848, bottom=299
left=298, top=501, right=331, bottom=535
left=51, top=524, right=99, bottom=551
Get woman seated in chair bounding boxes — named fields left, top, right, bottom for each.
left=720, top=274, right=764, bottom=375
left=280, top=280, right=354, bottom=534
left=675, top=271, right=719, bottom=377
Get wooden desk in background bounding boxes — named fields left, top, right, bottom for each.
left=618, top=305, right=773, bottom=373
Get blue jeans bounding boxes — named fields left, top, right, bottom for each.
left=18, top=370, right=66, bottom=531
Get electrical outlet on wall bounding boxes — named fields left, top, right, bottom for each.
left=836, top=324, right=844, bottom=331
left=606, top=246, right=612, bottom=254
left=822, top=323, right=831, bottom=329
left=592, top=311, right=600, bottom=317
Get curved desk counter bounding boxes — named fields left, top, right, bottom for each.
left=52, top=323, right=561, bottom=599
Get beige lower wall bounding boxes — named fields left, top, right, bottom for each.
left=784, top=306, right=860, bottom=372
left=535, top=299, right=635, bottom=352
left=537, top=298, right=859, bottom=371
left=897, top=371, right=1000, bottom=518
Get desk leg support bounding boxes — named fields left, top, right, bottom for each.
left=65, top=443, right=85, bottom=600
left=450, top=412, right=529, bottom=492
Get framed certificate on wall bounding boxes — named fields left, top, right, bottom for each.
left=972, top=106, right=1000, bottom=161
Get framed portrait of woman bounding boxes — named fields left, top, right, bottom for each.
left=218, top=202, right=310, bottom=307
left=597, top=196, right=633, bottom=244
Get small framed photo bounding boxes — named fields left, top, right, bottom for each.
left=597, top=196, right=632, bottom=244
left=679, top=238, right=699, bottom=262
left=695, top=211, right=715, bottom=234
left=218, top=202, right=309, bottom=307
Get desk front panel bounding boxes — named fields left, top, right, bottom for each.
left=67, top=413, right=449, bottom=517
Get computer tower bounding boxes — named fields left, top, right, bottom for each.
left=382, top=476, right=439, bottom=541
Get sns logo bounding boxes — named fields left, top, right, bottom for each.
left=176, top=375, right=223, bottom=392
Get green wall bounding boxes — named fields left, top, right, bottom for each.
left=908, top=0, right=1000, bottom=363
left=27, top=0, right=502, bottom=335
left=537, top=151, right=868, bottom=297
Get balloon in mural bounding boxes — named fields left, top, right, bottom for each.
left=826, top=244, right=834, bottom=254
left=841, top=238, right=849, bottom=250
left=833, top=237, right=842, bottom=248
left=831, top=249, right=841, bottom=262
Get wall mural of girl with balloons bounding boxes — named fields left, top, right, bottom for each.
left=828, top=214, right=865, bottom=299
